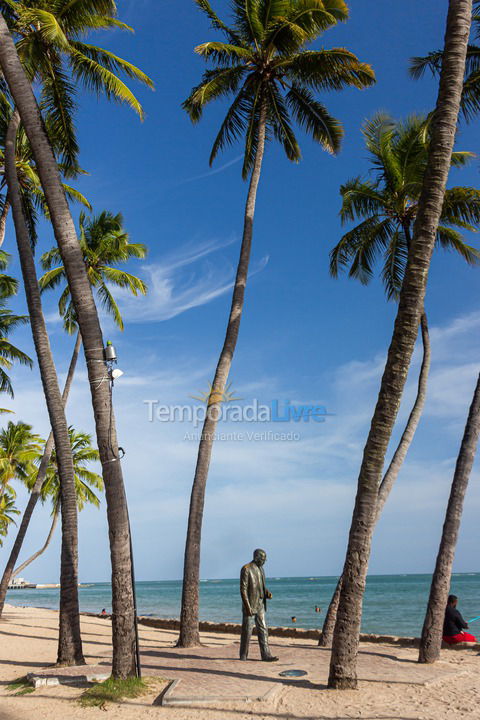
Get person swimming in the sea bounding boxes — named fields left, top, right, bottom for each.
left=443, top=595, right=477, bottom=645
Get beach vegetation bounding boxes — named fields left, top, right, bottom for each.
left=79, top=676, right=149, bottom=708
left=7, top=675, right=35, bottom=695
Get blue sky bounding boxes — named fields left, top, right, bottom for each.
left=3, top=0, right=480, bottom=584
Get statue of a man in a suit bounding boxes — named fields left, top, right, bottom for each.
left=239, top=548, right=278, bottom=661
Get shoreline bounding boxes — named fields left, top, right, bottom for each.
left=7, top=600, right=480, bottom=651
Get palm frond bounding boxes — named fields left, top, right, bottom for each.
left=265, top=0, right=348, bottom=55
left=100, top=266, right=147, bottom=295
left=280, top=48, right=375, bottom=91
left=382, top=229, right=408, bottom=300
left=39, top=61, right=79, bottom=175
left=62, top=183, right=91, bottom=209
left=69, top=49, right=146, bottom=119
left=70, top=41, right=153, bottom=89
left=286, top=83, right=343, bottom=154
left=441, top=187, right=480, bottom=226
left=194, top=0, right=245, bottom=45
left=39, top=266, right=66, bottom=293
left=208, top=78, right=254, bottom=165
left=267, top=82, right=301, bottom=162
left=195, top=41, right=254, bottom=65
left=96, top=282, right=123, bottom=329
left=339, top=177, right=385, bottom=223
left=330, top=216, right=393, bottom=283
left=183, top=65, right=247, bottom=122
left=409, top=51, right=443, bottom=79
left=436, top=225, right=480, bottom=265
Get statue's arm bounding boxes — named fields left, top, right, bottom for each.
left=262, top=568, right=272, bottom=599
left=240, top=566, right=252, bottom=615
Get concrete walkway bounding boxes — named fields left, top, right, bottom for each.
left=28, top=637, right=467, bottom=707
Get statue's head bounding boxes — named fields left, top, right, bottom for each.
left=253, top=548, right=267, bottom=567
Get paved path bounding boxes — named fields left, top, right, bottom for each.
left=28, top=638, right=467, bottom=707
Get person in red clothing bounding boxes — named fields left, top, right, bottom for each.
left=443, top=595, right=477, bottom=645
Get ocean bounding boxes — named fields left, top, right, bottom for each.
left=6, top=573, right=480, bottom=637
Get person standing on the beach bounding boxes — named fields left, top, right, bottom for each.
left=239, top=549, right=278, bottom=662
left=443, top=595, right=477, bottom=645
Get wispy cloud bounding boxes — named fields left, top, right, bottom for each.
left=117, top=237, right=269, bottom=323
left=175, top=155, right=244, bottom=187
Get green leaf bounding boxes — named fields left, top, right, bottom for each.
left=286, top=83, right=343, bottom=153
left=183, top=65, right=246, bottom=122
left=280, top=48, right=375, bottom=91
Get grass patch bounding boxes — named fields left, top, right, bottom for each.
left=7, top=676, right=35, bottom=695
left=79, top=676, right=149, bottom=708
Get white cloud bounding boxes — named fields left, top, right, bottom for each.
left=3, top=306, right=480, bottom=582
left=115, top=237, right=269, bottom=323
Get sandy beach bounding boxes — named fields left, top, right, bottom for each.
left=1, top=604, right=480, bottom=720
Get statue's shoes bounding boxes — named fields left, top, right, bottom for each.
left=262, top=656, right=279, bottom=662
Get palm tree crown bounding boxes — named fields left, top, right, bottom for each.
left=330, top=113, right=480, bottom=298
left=0, top=250, right=32, bottom=397
left=1, top=0, right=153, bottom=173
left=410, top=1, right=480, bottom=122
left=31, top=427, right=103, bottom=512
left=39, top=210, right=147, bottom=332
left=0, top=492, right=19, bottom=545
left=0, top=94, right=90, bottom=246
left=184, top=0, right=375, bottom=178
left=0, top=420, right=42, bottom=497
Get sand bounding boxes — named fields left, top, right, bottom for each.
left=1, top=603, right=480, bottom=719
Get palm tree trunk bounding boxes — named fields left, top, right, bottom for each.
left=3, top=110, right=84, bottom=666
left=12, top=505, right=60, bottom=578
left=0, top=21, right=136, bottom=678
left=319, top=576, right=343, bottom=647
left=376, top=313, right=430, bottom=512
left=177, top=100, right=268, bottom=648
left=418, top=371, right=480, bottom=663
left=0, top=199, right=10, bottom=248
left=328, top=0, right=472, bottom=690
left=0, top=331, right=81, bottom=618
left=320, top=314, right=431, bottom=648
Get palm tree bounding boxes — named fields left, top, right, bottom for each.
left=328, top=0, right=473, bottom=689
left=0, top=421, right=42, bottom=500
left=418, top=372, right=480, bottom=663
left=3, top=106, right=87, bottom=666
left=12, top=428, right=103, bottom=579
left=320, top=113, right=480, bottom=647
left=410, top=0, right=480, bottom=122
left=0, top=2, right=151, bottom=677
left=178, top=0, right=375, bottom=648
left=0, top=210, right=147, bottom=618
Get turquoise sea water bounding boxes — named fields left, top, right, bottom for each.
left=6, top=574, right=480, bottom=637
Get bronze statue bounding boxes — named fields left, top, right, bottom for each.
left=240, top=548, right=278, bottom=661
